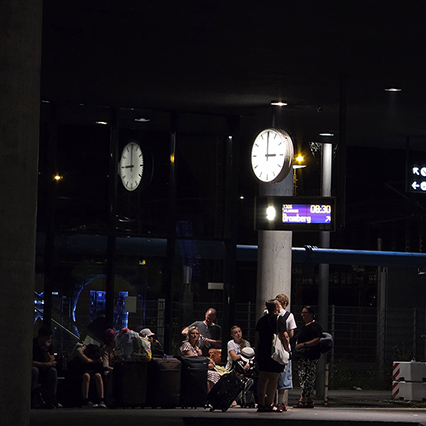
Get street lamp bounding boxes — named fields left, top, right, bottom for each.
left=293, top=154, right=307, bottom=195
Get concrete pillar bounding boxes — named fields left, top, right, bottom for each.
left=0, top=1, right=42, bottom=424
left=256, top=172, right=293, bottom=319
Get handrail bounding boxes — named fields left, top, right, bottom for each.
left=34, top=292, right=103, bottom=345
left=34, top=305, right=80, bottom=341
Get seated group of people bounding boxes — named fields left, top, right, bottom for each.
left=31, top=324, right=163, bottom=409
left=32, top=306, right=253, bottom=409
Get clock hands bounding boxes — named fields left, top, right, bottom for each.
left=264, top=131, right=277, bottom=159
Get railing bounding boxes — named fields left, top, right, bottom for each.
left=37, top=295, right=426, bottom=388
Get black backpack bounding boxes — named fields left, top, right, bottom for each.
left=319, top=332, right=333, bottom=354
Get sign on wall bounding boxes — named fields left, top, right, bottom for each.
left=408, top=162, right=426, bottom=193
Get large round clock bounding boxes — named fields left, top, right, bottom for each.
left=119, top=142, right=144, bottom=191
left=251, top=128, right=294, bottom=183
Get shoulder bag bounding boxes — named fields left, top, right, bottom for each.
left=271, top=315, right=290, bottom=365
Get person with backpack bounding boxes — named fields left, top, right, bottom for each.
left=274, top=294, right=297, bottom=412
left=255, top=299, right=289, bottom=413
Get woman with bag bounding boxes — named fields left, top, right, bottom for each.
left=255, top=299, right=289, bottom=412
left=293, top=306, right=323, bottom=408
left=180, top=326, right=221, bottom=392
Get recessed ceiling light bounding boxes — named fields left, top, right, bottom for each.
left=95, top=121, right=108, bottom=125
left=134, top=117, right=151, bottom=122
left=271, top=101, right=288, bottom=107
left=385, top=87, right=402, bottom=92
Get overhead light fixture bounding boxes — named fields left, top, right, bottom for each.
left=95, top=121, right=108, bottom=125
left=385, top=87, right=402, bottom=92
left=293, top=154, right=307, bottom=169
left=319, top=132, right=334, bottom=137
left=271, top=101, right=288, bottom=107
left=134, top=117, right=151, bottom=122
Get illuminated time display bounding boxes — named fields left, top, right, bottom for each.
left=282, top=204, right=332, bottom=224
left=255, top=196, right=336, bottom=231
left=310, top=205, right=331, bottom=214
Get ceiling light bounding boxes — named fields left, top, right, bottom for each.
left=271, top=101, right=288, bottom=107
left=385, top=87, right=402, bottom=92
left=319, top=132, right=334, bottom=137
left=95, top=121, right=108, bottom=125
left=134, top=117, right=151, bottom=122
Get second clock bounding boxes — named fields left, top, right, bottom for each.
left=119, top=142, right=144, bottom=191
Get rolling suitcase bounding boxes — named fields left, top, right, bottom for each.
left=178, top=356, right=208, bottom=408
left=147, top=357, right=181, bottom=408
left=113, top=361, right=148, bottom=408
left=206, top=371, right=246, bottom=412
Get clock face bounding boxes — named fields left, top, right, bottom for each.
left=251, top=128, right=294, bottom=183
left=119, top=142, right=144, bottom=191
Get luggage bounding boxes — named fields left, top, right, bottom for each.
left=236, top=383, right=256, bottom=408
left=113, top=361, right=147, bottom=408
left=206, top=371, right=246, bottom=412
left=178, top=356, right=208, bottom=408
left=146, top=357, right=181, bottom=408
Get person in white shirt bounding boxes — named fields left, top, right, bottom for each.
left=225, top=325, right=251, bottom=371
left=275, top=294, right=297, bottom=412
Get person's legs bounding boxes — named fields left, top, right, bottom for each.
left=257, top=371, right=268, bottom=408
left=82, top=373, right=90, bottom=399
left=277, top=360, right=292, bottom=410
left=264, top=372, right=280, bottom=407
left=94, top=372, right=106, bottom=407
left=42, top=367, right=58, bottom=407
left=295, top=359, right=308, bottom=406
left=94, top=373, right=104, bottom=399
left=304, top=359, right=319, bottom=406
left=31, top=366, right=40, bottom=393
left=31, top=367, right=45, bottom=408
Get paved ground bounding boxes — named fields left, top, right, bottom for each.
left=31, top=388, right=426, bottom=426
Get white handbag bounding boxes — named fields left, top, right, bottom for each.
left=271, top=320, right=290, bottom=365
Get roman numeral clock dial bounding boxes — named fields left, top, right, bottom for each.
left=251, top=128, right=294, bottom=183
left=119, top=142, right=144, bottom=191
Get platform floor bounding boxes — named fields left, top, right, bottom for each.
left=31, top=389, right=426, bottom=426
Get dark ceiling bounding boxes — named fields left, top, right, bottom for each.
left=41, top=1, right=426, bottom=150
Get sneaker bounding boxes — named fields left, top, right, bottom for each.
left=82, top=401, right=98, bottom=408
left=97, top=401, right=107, bottom=408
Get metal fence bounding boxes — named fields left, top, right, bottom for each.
left=41, top=297, right=426, bottom=388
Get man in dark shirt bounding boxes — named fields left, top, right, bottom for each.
left=181, top=308, right=222, bottom=356
left=32, top=325, right=60, bottom=408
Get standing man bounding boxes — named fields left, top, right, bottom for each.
left=275, top=294, right=297, bottom=412
left=181, top=308, right=222, bottom=356
left=32, top=326, right=60, bottom=408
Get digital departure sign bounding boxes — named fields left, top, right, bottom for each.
left=255, top=196, right=336, bottom=231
